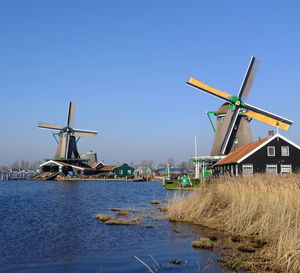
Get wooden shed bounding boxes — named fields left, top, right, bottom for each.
left=98, top=163, right=135, bottom=178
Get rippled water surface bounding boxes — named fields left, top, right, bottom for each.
left=0, top=180, right=226, bottom=273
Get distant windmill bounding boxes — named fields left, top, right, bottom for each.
left=38, top=102, right=98, bottom=160
left=187, top=56, right=293, bottom=155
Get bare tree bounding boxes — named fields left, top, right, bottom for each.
left=157, top=163, right=167, bottom=168
left=167, top=157, right=175, bottom=168
left=10, top=160, right=20, bottom=169
left=30, top=161, right=42, bottom=170
left=10, top=160, right=41, bottom=170
left=139, top=160, right=154, bottom=168
left=178, top=161, right=189, bottom=172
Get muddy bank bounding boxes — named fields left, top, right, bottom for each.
left=185, top=224, right=271, bottom=272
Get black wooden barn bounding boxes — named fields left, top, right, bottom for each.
left=213, top=133, right=300, bottom=176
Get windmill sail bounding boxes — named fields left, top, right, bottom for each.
left=38, top=122, right=63, bottom=131
left=67, top=102, right=76, bottom=127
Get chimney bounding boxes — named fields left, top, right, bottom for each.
left=268, top=130, right=275, bottom=137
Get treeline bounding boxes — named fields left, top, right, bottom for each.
left=134, top=158, right=194, bottom=172
left=0, top=160, right=42, bottom=171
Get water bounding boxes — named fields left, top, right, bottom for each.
left=0, top=180, right=227, bottom=273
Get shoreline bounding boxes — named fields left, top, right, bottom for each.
left=28, top=177, right=162, bottom=182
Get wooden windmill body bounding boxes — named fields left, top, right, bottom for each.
left=210, top=103, right=253, bottom=156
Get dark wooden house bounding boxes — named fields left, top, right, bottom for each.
left=213, top=133, right=300, bottom=176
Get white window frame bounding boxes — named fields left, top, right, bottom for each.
left=281, top=146, right=289, bottom=157
left=266, top=164, right=277, bottom=174
left=128, top=170, right=131, bottom=174
left=242, top=164, right=253, bottom=175
left=281, top=164, right=292, bottom=174
left=267, top=146, right=276, bottom=157
left=119, top=170, right=123, bottom=175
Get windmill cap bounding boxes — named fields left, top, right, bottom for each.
left=215, top=103, right=230, bottom=115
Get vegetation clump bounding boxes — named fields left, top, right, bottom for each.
left=167, top=174, right=300, bottom=272
left=116, top=210, right=129, bottom=217
left=95, top=214, right=111, bottom=221
left=151, top=200, right=160, bottom=204
left=105, top=217, right=140, bottom=225
left=111, top=208, right=128, bottom=212
left=192, top=238, right=214, bottom=249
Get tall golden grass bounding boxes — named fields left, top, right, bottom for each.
left=168, top=174, right=300, bottom=272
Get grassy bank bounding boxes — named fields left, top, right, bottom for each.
left=167, top=174, right=300, bottom=272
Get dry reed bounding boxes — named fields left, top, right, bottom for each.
left=167, top=174, right=300, bottom=272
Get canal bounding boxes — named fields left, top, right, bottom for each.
left=0, top=180, right=231, bottom=273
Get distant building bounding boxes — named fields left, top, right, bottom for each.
left=213, top=133, right=300, bottom=176
left=84, top=151, right=98, bottom=165
left=98, top=163, right=135, bottom=178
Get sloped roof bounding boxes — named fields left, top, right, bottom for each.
left=91, top=162, right=104, bottom=169
left=99, top=165, right=118, bottom=171
left=40, top=160, right=71, bottom=168
left=39, top=160, right=91, bottom=171
left=214, top=137, right=269, bottom=166
left=215, top=103, right=230, bottom=115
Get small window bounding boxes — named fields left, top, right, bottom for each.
left=128, top=170, right=131, bottom=174
left=119, top=170, right=123, bottom=175
left=267, top=146, right=275, bottom=156
left=242, top=164, right=253, bottom=175
left=281, top=164, right=292, bottom=174
left=266, top=164, right=277, bottom=174
left=281, top=146, right=289, bottom=157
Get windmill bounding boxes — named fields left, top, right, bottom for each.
left=38, top=102, right=98, bottom=160
left=187, top=56, right=293, bottom=156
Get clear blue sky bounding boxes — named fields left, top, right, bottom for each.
left=1, top=0, right=300, bottom=165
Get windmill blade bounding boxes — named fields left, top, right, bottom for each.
left=67, top=102, right=76, bottom=127
left=218, top=108, right=235, bottom=148
left=38, top=122, right=63, bottom=131
left=59, top=134, right=68, bottom=158
left=238, top=56, right=260, bottom=100
left=244, top=110, right=292, bottom=131
left=73, top=129, right=98, bottom=138
left=187, top=77, right=233, bottom=102
left=65, top=134, right=70, bottom=158
left=220, top=107, right=241, bottom=155
left=243, top=103, right=293, bottom=130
